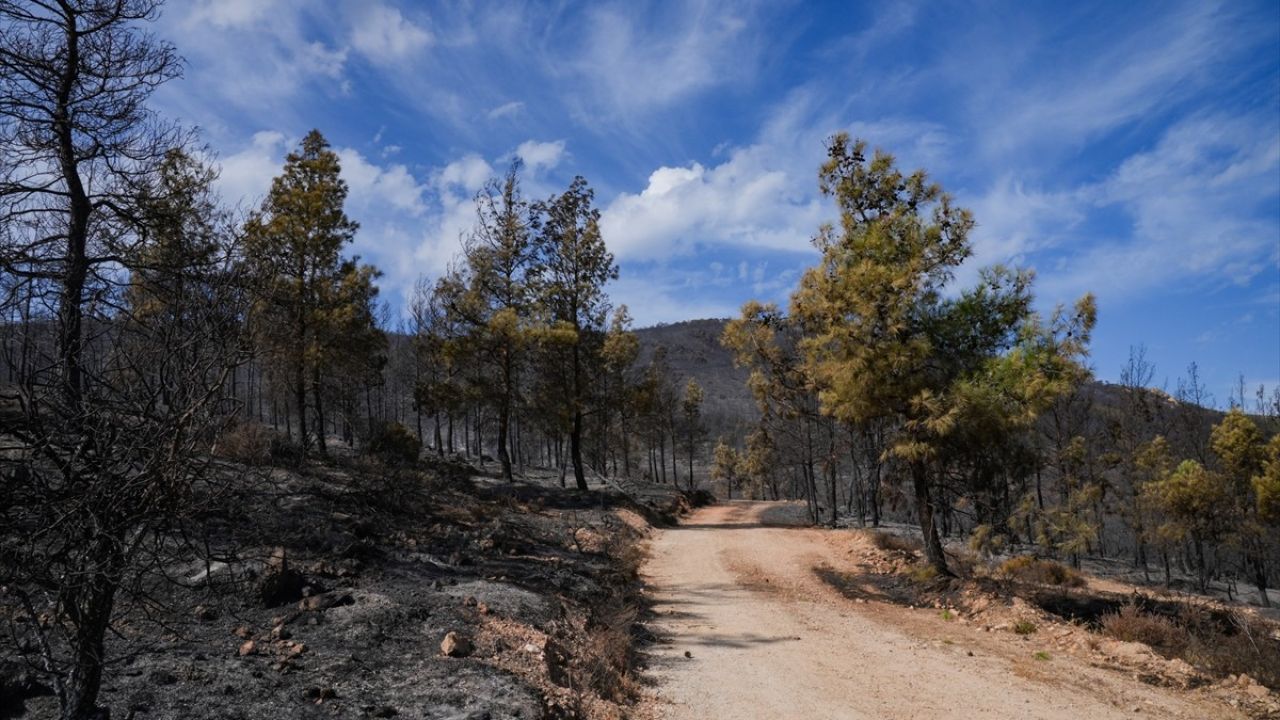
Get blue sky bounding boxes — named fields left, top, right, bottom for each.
left=152, top=0, right=1280, bottom=406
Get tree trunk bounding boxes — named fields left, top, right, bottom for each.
left=912, top=462, right=951, bottom=576
left=571, top=408, right=587, bottom=491
left=312, top=365, right=327, bottom=458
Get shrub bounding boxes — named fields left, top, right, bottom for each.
left=1013, top=620, right=1038, bottom=635
left=997, top=555, right=1085, bottom=587
left=268, top=432, right=306, bottom=467
left=214, top=421, right=273, bottom=465
left=1033, top=651, right=1051, bottom=661
left=1099, top=604, right=1187, bottom=649
left=364, top=421, right=421, bottom=465
left=872, top=531, right=923, bottom=554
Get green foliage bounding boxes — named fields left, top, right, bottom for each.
left=1256, top=435, right=1280, bottom=524
left=245, top=130, right=385, bottom=456
left=787, top=133, right=1096, bottom=571
left=711, top=439, right=742, bottom=498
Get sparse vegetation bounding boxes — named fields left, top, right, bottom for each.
left=1013, top=620, right=1038, bottom=635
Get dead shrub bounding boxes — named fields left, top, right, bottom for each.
left=997, top=555, right=1085, bottom=587
left=1099, top=603, right=1280, bottom=690
left=1182, top=612, right=1280, bottom=690
left=1100, top=604, right=1187, bottom=649
left=575, top=603, right=640, bottom=703
left=214, top=421, right=273, bottom=465
left=871, top=531, right=922, bottom=554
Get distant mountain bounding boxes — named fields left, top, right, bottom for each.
left=633, top=318, right=757, bottom=436
left=632, top=318, right=1242, bottom=440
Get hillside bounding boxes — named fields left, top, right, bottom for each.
left=633, top=319, right=757, bottom=437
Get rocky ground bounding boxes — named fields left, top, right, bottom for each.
left=3, top=456, right=693, bottom=720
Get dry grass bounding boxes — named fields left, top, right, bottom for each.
left=1099, top=602, right=1280, bottom=690
left=997, top=555, right=1085, bottom=588
left=1013, top=620, right=1038, bottom=635
left=1099, top=604, right=1186, bottom=649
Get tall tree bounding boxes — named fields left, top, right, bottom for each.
left=244, top=130, right=376, bottom=458
left=446, top=163, right=534, bottom=481
left=680, top=378, right=705, bottom=491
left=0, top=0, right=183, bottom=408
left=532, top=177, right=617, bottom=490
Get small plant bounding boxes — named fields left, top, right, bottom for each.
left=940, top=609, right=955, bottom=621
left=1013, top=620, right=1038, bottom=635
left=909, top=565, right=940, bottom=584
left=1033, top=651, right=1051, bottom=661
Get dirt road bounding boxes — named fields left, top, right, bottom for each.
left=642, top=501, right=1242, bottom=720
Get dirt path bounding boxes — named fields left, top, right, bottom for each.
left=642, top=501, right=1243, bottom=720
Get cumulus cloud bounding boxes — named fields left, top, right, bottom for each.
left=351, top=3, right=434, bottom=64
left=515, top=140, right=566, bottom=173
left=215, top=131, right=289, bottom=208
left=599, top=117, right=828, bottom=261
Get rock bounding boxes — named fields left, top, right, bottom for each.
left=281, top=641, right=307, bottom=658
left=1244, top=684, right=1270, bottom=700
left=193, top=605, right=217, bottom=621
left=441, top=631, right=473, bottom=658
left=463, top=596, right=478, bottom=608
left=238, top=640, right=257, bottom=656
left=522, top=643, right=541, bottom=654
left=477, top=602, right=491, bottom=615
left=232, top=625, right=253, bottom=639
left=684, top=650, right=692, bottom=658
left=147, top=670, right=178, bottom=686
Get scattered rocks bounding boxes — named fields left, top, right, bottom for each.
left=441, top=631, right=473, bottom=658
left=237, top=640, right=257, bottom=657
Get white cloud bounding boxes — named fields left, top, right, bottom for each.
left=599, top=93, right=836, bottom=261
left=215, top=131, right=289, bottom=208
left=337, top=148, right=428, bottom=216
left=188, top=0, right=280, bottom=29
left=574, top=0, right=759, bottom=116
left=351, top=3, right=434, bottom=64
left=487, top=101, right=525, bottom=120
left=1035, top=113, right=1280, bottom=303
left=515, top=140, right=566, bottom=173
left=436, top=155, right=494, bottom=193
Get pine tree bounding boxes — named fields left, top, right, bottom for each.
left=680, top=378, right=705, bottom=491
left=532, top=177, right=618, bottom=490
left=245, top=130, right=378, bottom=458
left=790, top=134, right=1094, bottom=573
